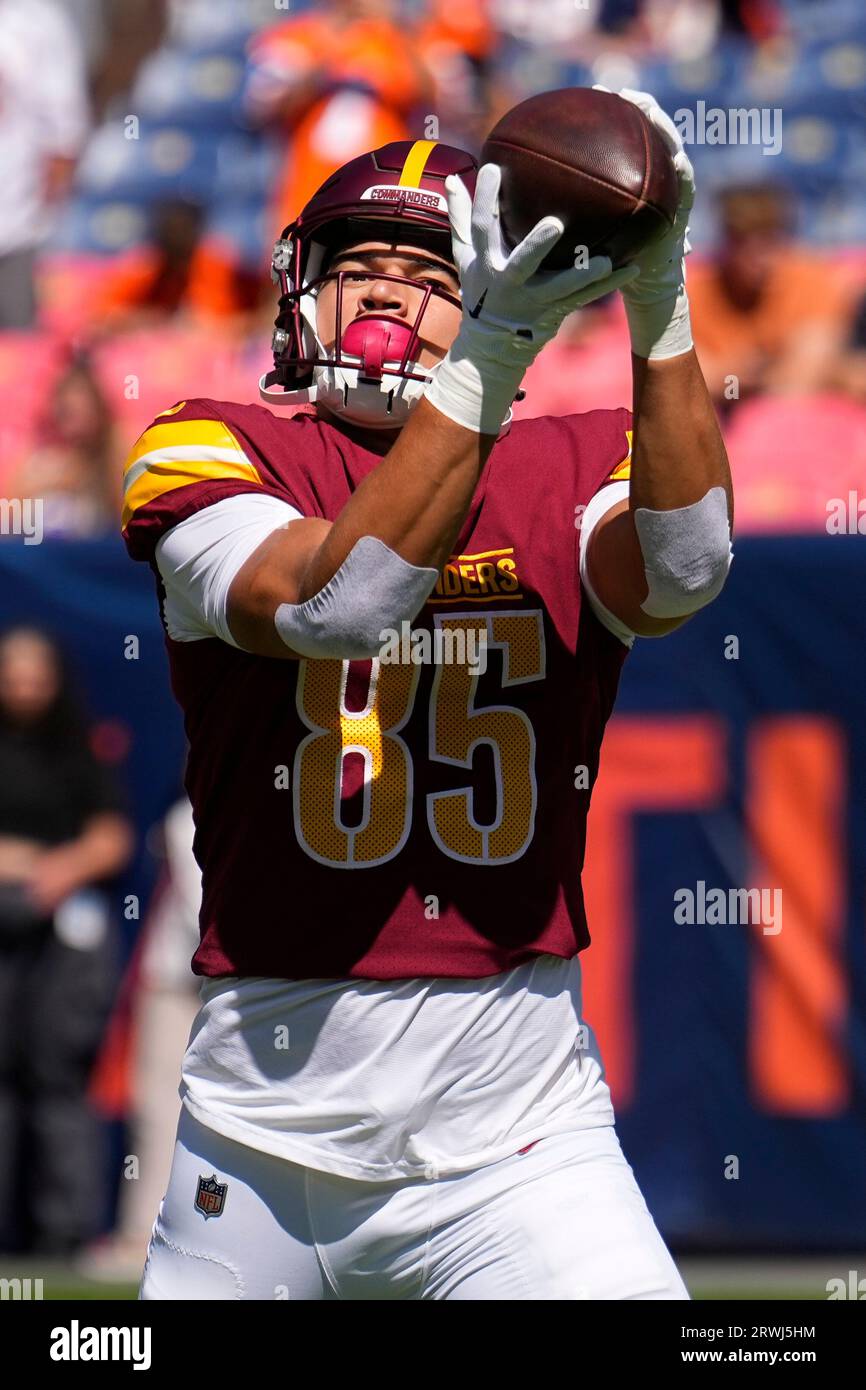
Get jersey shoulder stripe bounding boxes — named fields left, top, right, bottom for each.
left=121, top=410, right=262, bottom=530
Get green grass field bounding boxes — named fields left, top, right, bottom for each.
left=2, top=1255, right=858, bottom=1300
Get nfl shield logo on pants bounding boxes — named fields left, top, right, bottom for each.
left=195, top=1173, right=228, bottom=1219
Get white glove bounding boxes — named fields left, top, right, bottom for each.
left=425, top=161, right=639, bottom=434
left=593, top=85, right=695, bottom=361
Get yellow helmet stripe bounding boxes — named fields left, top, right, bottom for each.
left=398, top=140, right=438, bottom=189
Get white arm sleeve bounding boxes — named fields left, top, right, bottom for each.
left=155, top=494, right=304, bottom=647
left=578, top=480, right=636, bottom=649
left=158, top=486, right=635, bottom=651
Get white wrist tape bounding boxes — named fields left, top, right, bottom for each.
left=635, top=486, right=732, bottom=618
left=425, top=319, right=537, bottom=434
left=624, top=286, right=693, bottom=361
left=274, top=535, right=438, bottom=659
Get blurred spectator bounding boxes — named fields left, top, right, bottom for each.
left=90, top=1, right=168, bottom=119
left=0, top=628, right=132, bottom=1255
left=90, top=198, right=263, bottom=332
left=0, top=0, right=89, bottom=328
left=81, top=795, right=201, bottom=1281
left=719, top=0, right=784, bottom=41
left=609, top=0, right=781, bottom=56
left=415, top=0, right=498, bottom=147
left=245, top=0, right=433, bottom=233
left=687, top=185, right=850, bottom=408
left=9, top=352, right=119, bottom=540
left=490, top=0, right=598, bottom=46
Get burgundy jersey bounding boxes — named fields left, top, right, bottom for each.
left=122, top=399, right=633, bottom=980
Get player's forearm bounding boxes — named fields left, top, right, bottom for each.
left=584, top=349, right=734, bottom=638
left=296, top=397, right=494, bottom=601
left=630, top=349, right=733, bottom=525
left=226, top=399, right=495, bottom=658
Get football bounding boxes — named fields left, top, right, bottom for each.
left=480, top=86, right=680, bottom=271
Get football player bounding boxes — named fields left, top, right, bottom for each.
left=126, top=91, right=732, bottom=1300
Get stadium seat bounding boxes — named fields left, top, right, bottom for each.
left=774, top=114, right=861, bottom=196
left=166, top=0, right=270, bottom=53
left=169, top=0, right=314, bottom=53
left=800, top=192, right=866, bottom=249
left=128, top=48, right=248, bottom=131
left=687, top=113, right=857, bottom=220
left=496, top=36, right=576, bottom=103
left=769, top=82, right=862, bottom=120
left=205, top=200, right=269, bottom=270
left=89, top=327, right=275, bottom=439
left=214, top=337, right=273, bottom=407
left=787, top=0, right=866, bottom=44
left=90, top=329, right=243, bottom=436
left=642, top=36, right=755, bottom=108
left=0, top=333, right=59, bottom=489
left=56, top=199, right=149, bottom=255
left=212, top=134, right=281, bottom=203
left=638, top=42, right=748, bottom=111
left=75, top=124, right=224, bottom=203
left=72, top=125, right=275, bottom=217
left=725, top=394, right=866, bottom=533
left=514, top=307, right=632, bottom=419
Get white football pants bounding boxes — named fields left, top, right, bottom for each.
left=139, top=1108, right=689, bottom=1300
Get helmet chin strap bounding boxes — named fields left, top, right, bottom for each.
left=319, top=316, right=430, bottom=426
left=315, top=362, right=429, bottom=427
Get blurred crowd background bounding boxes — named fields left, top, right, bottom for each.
left=1, top=0, right=865, bottom=1288
left=3, top=0, right=866, bottom=538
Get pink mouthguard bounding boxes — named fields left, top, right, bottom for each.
left=340, top=318, right=415, bottom=379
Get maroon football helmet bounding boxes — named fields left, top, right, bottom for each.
left=259, top=139, right=478, bottom=427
